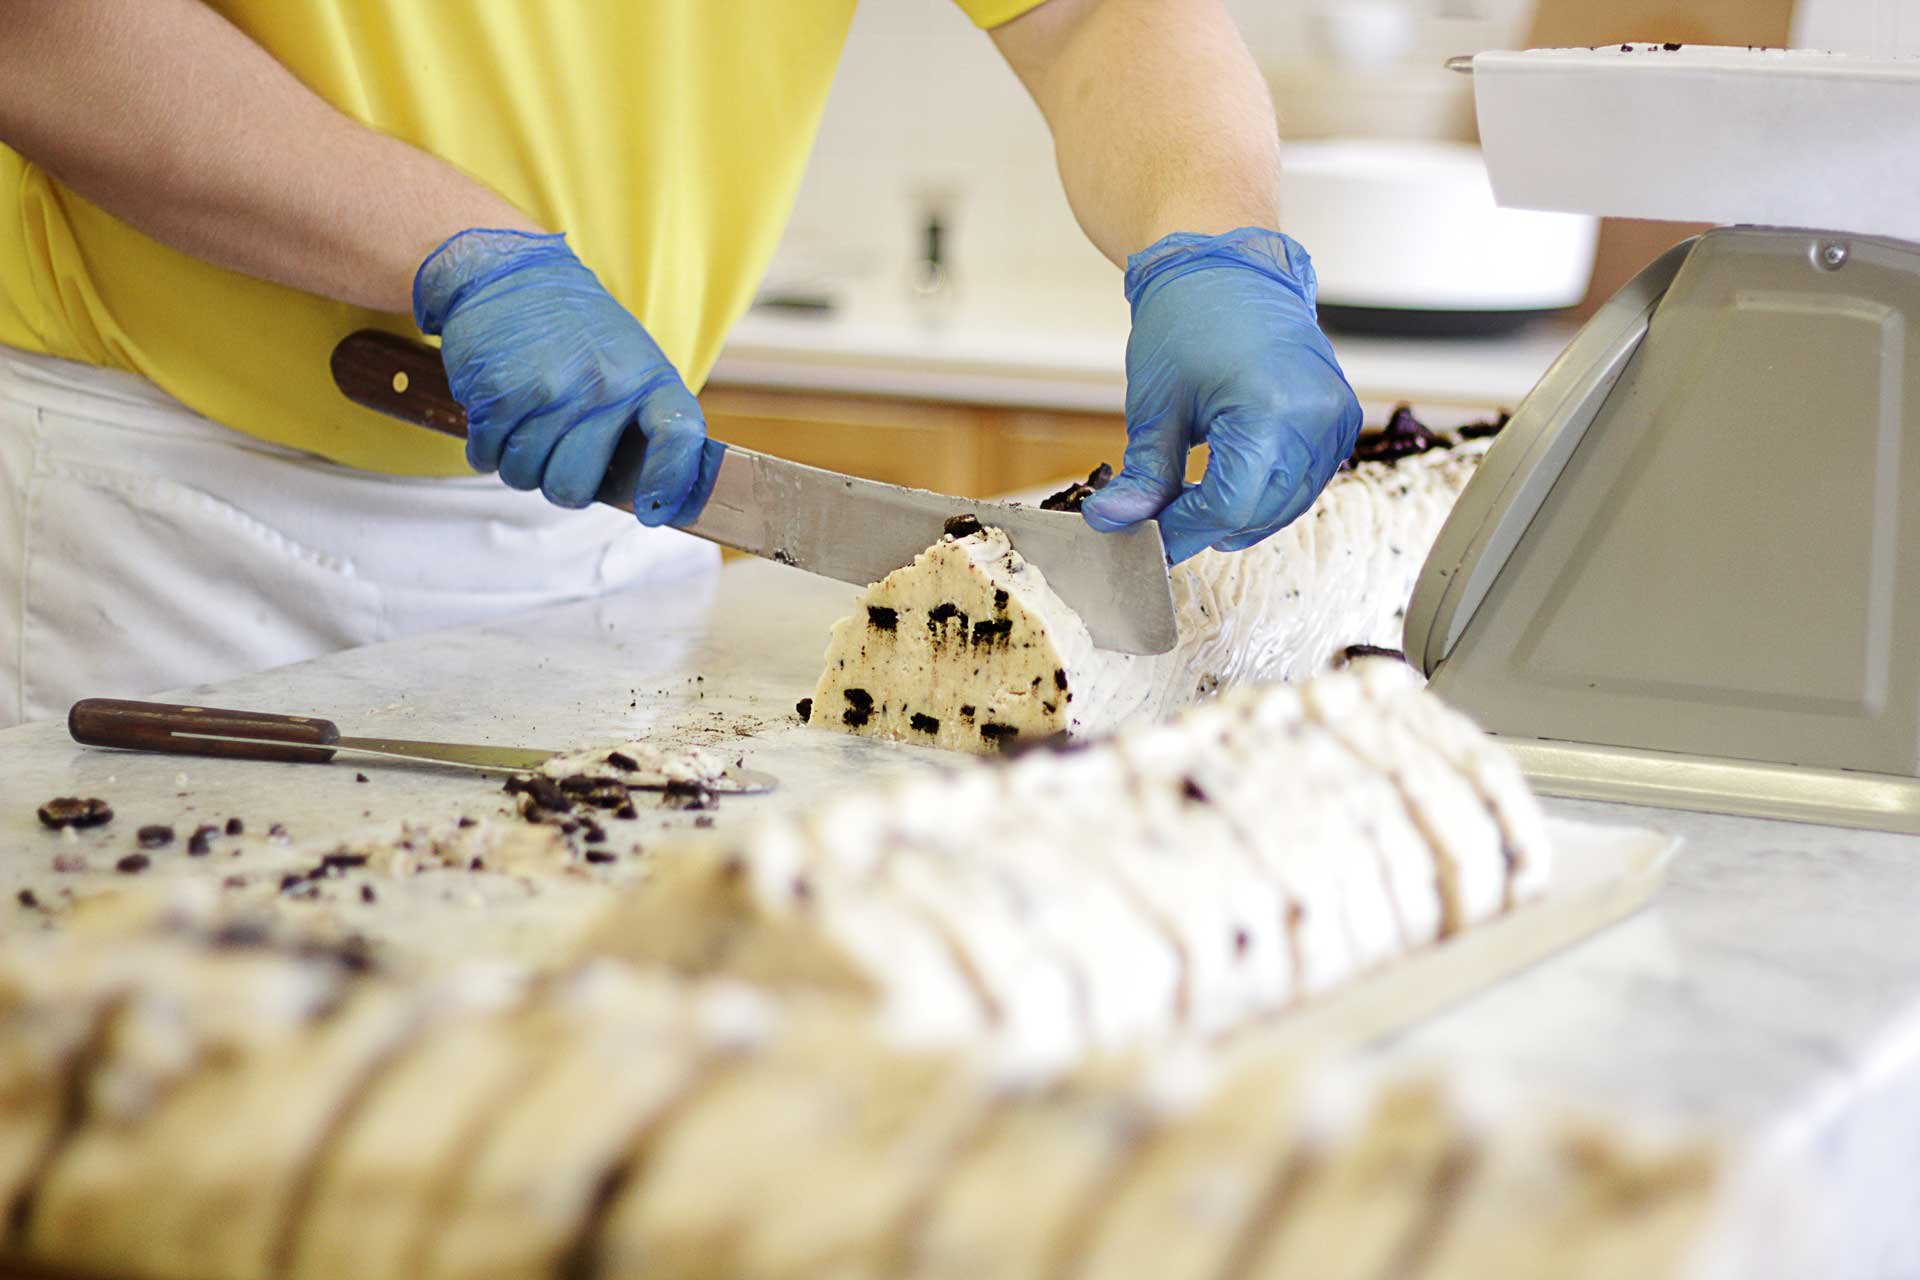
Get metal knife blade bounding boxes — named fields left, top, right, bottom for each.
left=682, top=452, right=1177, bottom=655
left=331, top=331, right=1179, bottom=656
left=173, top=732, right=778, bottom=793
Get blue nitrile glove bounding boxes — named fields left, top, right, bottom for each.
left=413, top=229, right=723, bottom=527
left=1081, top=227, right=1363, bottom=565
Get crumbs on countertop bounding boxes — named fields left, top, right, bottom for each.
left=37, top=797, right=114, bottom=831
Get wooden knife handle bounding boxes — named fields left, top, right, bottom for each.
left=69, top=699, right=341, bottom=764
left=330, top=329, right=469, bottom=438
left=329, top=329, right=650, bottom=512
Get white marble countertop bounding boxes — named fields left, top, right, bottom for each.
left=711, top=283, right=1578, bottom=414
left=2, top=556, right=1914, bottom=1269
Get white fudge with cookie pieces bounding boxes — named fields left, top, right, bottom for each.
left=807, top=523, right=1138, bottom=755
left=804, top=435, right=1493, bottom=755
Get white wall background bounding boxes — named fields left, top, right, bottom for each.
left=768, top=0, right=1536, bottom=302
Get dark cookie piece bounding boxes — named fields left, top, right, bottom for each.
left=842, top=687, right=875, bottom=729
left=979, top=723, right=1021, bottom=749
left=992, top=589, right=1009, bottom=611
left=795, top=698, right=813, bottom=724
left=605, top=750, right=641, bottom=772
left=998, top=729, right=1085, bottom=760
left=909, top=713, right=941, bottom=735
left=225, top=817, right=244, bottom=836
left=504, top=773, right=572, bottom=815
left=1337, top=644, right=1410, bottom=667
left=970, top=617, right=1014, bottom=647
left=1345, top=405, right=1447, bottom=469
left=360, top=884, right=378, bottom=904
left=38, top=797, right=113, bottom=831
left=187, top=825, right=219, bottom=857
left=1456, top=411, right=1512, bottom=440
left=137, top=825, right=174, bottom=850
left=942, top=514, right=984, bottom=539
left=584, top=849, right=617, bottom=865
left=17, top=888, right=38, bottom=909
left=1039, top=462, right=1115, bottom=512
left=664, top=780, right=719, bottom=811
left=115, top=853, right=150, bottom=874
left=866, top=606, right=899, bottom=632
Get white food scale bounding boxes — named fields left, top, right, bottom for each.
left=1404, top=44, right=1920, bottom=834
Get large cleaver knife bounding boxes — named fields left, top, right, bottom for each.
left=331, top=331, right=1177, bottom=655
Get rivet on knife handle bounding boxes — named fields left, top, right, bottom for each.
left=329, top=330, right=648, bottom=511
left=69, top=699, right=342, bottom=765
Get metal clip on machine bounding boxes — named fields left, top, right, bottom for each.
left=1409, top=46, right=1920, bottom=833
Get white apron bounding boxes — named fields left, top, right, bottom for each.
left=0, top=345, right=716, bottom=728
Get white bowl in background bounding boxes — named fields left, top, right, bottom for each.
left=1280, top=139, right=1601, bottom=336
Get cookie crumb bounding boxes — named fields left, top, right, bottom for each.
left=187, top=825, right=218, bottom=856
left=137, top=825, right=174, bottom=849
left=115, top=853, right=151, bottom=874
left=37, top=797, right=113, bottom=830
left=16, top=888, right=38, bottom=909
left=795, top=698, right=813, bottom=723
left=225, top=817, right=244, bottom=835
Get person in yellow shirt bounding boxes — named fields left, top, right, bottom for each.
left=0, top=0, right=1361, bottom=727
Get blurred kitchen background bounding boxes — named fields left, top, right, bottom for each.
left=701, top=0, right=1905, bottom=498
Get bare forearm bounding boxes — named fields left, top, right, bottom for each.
left=0, top=0, right=540, bottom=314
left=995, top=0, right=1282, bottom=267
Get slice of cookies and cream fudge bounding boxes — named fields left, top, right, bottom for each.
left=806, top=516, right=1137, bottom=755
left=590, top=665, right=1551, bottom=1067
left=805, top=410, right=1499, bottom=757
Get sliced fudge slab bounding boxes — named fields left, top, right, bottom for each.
left=807, top=523, right=1143, bottom=756
left=582, top=831, right=989, bottom=1050
left=1238, top=1078, right=1470, bottom=1280
left=1199, top=690, right=1436, bottom=964
left=594, top=1028, right=993, bottom=1280
left=1095, top=725, right=1301, bottom=1030
left=877, top=768, right=1186, bottom=1049
left=27, top=981, right=419, bottom=1280
left=1350, top=659, right=1554, bottom=908
left=1414, top=1117, right=1732, bottom=1280
left=799, top=783, right=1092, bottom=1071
left=1303, top=671, right=1509, bottom=933
left=1164, top=434, right=1494, bottom=714
left=421, top=968, right=772, bottom=1280
left=284, top=968, right=535, bottom=1280
left=3, top=931, right=349, bottom=1252
left=901, top=1063, right=1160, bottom=1280
left=0, top=935, right=182, bottom=1233
left=1170, top=694, right=1398, bottom=994
left=1070, top=1060, right=1304, bottom=1280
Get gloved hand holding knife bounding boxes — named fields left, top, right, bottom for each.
left=413, top=228, right=725, bottom=527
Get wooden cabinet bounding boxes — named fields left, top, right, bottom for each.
left=699, top=386, right=1205, bottom=500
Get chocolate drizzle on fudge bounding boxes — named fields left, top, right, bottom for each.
left=1337, top=644, right=1411, bottom=668
left=1039, top=463, right=1115, bottom=512
left=1343, top=404, right=1512, bottom=471
left=1346, top=405, right=1447, bottom=468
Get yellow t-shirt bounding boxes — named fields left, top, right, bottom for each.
left=0, top=0, right=1039, bottom=475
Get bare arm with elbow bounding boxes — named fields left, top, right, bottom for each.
left=991, top=0, right=1363, bottom=564
left=0, top=0, right=539, bottom=314
left=0, top=0, right=720, bottom=525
